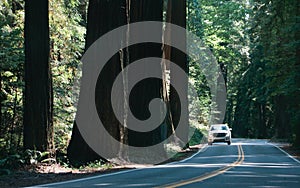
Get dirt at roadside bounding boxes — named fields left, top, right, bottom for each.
left=279, top=145, right=300, bottom=161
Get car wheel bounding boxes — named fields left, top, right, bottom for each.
left=227, top=141, right=231, bottom=145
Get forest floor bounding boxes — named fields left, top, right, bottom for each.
left=0, top=143, right=299, bottom=188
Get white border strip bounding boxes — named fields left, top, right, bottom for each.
left=179, top=144, right=208, bottom=163
left=27, top=168, right=141, bottom=187
left=269, top=142, right=300, bottom=164
left=158, top=144, right=208, bottom=167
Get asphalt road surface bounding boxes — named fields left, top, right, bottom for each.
left=33, top=139, right=300, bottom=187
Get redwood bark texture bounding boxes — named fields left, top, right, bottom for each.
left=24, top=0, right=54, bottom=152
left=67, top=0, right=126, bottom=165
left=167, top=0, right=189, bottom=147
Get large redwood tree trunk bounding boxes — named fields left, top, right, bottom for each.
left=127, top=0, right=164, bottom=147
left=67, top=0, right=126, bottom=165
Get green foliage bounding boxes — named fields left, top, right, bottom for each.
left=188, top=0, right=251, bottom=131
left=187, top=0, right=299, bottom=144
left=0, top=149, right=54, bottom=174
left=187, top=0, right=212, bottom=127
left=79, top=159, right=111, bottom=170
left=188, top=126, right=205, bottom=146
left=0, top=0, right=24, bottom=154
left=0, top=154, right=23, bottom=170
left=22, top=149, right=55, bottom=165
left=187, top=0, right=204, bottom=38
left=49, top=0, right=85, bottom=154
left=0, top=0, right=85, bottom=160
left=232, top=0, right=299, bottom=143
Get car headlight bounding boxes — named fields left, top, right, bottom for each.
left=226, top=132, right=230, bottom=137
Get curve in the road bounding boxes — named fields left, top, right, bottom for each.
left=159, top=144, right=244, bottom=188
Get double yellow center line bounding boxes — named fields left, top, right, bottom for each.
left=159, top=145, right=244, bottom=188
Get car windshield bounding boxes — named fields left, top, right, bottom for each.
left=210, top=125, right=228, bottom=131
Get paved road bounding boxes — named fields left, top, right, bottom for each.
left=34, top=139, right=300, bottom=187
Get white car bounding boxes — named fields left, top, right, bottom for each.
left=208, top=124, right=232, bottom=145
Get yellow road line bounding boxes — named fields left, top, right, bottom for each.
left=159, top=145, right=244, bottom=188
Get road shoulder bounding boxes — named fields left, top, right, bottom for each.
left=270, top=141, right=300, bottom=162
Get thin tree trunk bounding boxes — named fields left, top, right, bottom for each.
left=257, top=103, right=267, bottom=138
left=24, top=0, right=54, bottom=153
left=162, top=0, right=175, bottom=138
left=274, top=95, right=290, bottom=139
left=78, top=0, right=88, bottom=25
left=117, top=0, right=131, bottom=161
left=0, top=73, right=2, bottom=129
left=118, top=48, right=129, bottom=162
left=9, top=89, right=18, bottom=149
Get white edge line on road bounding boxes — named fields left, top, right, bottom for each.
left=29, top=145, right=208, bottom=187
left=179, top=144, right=208, bottom=163
left=162, top=144, right=208, bottom=166
left=269, top=142, right=300, bottom=164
